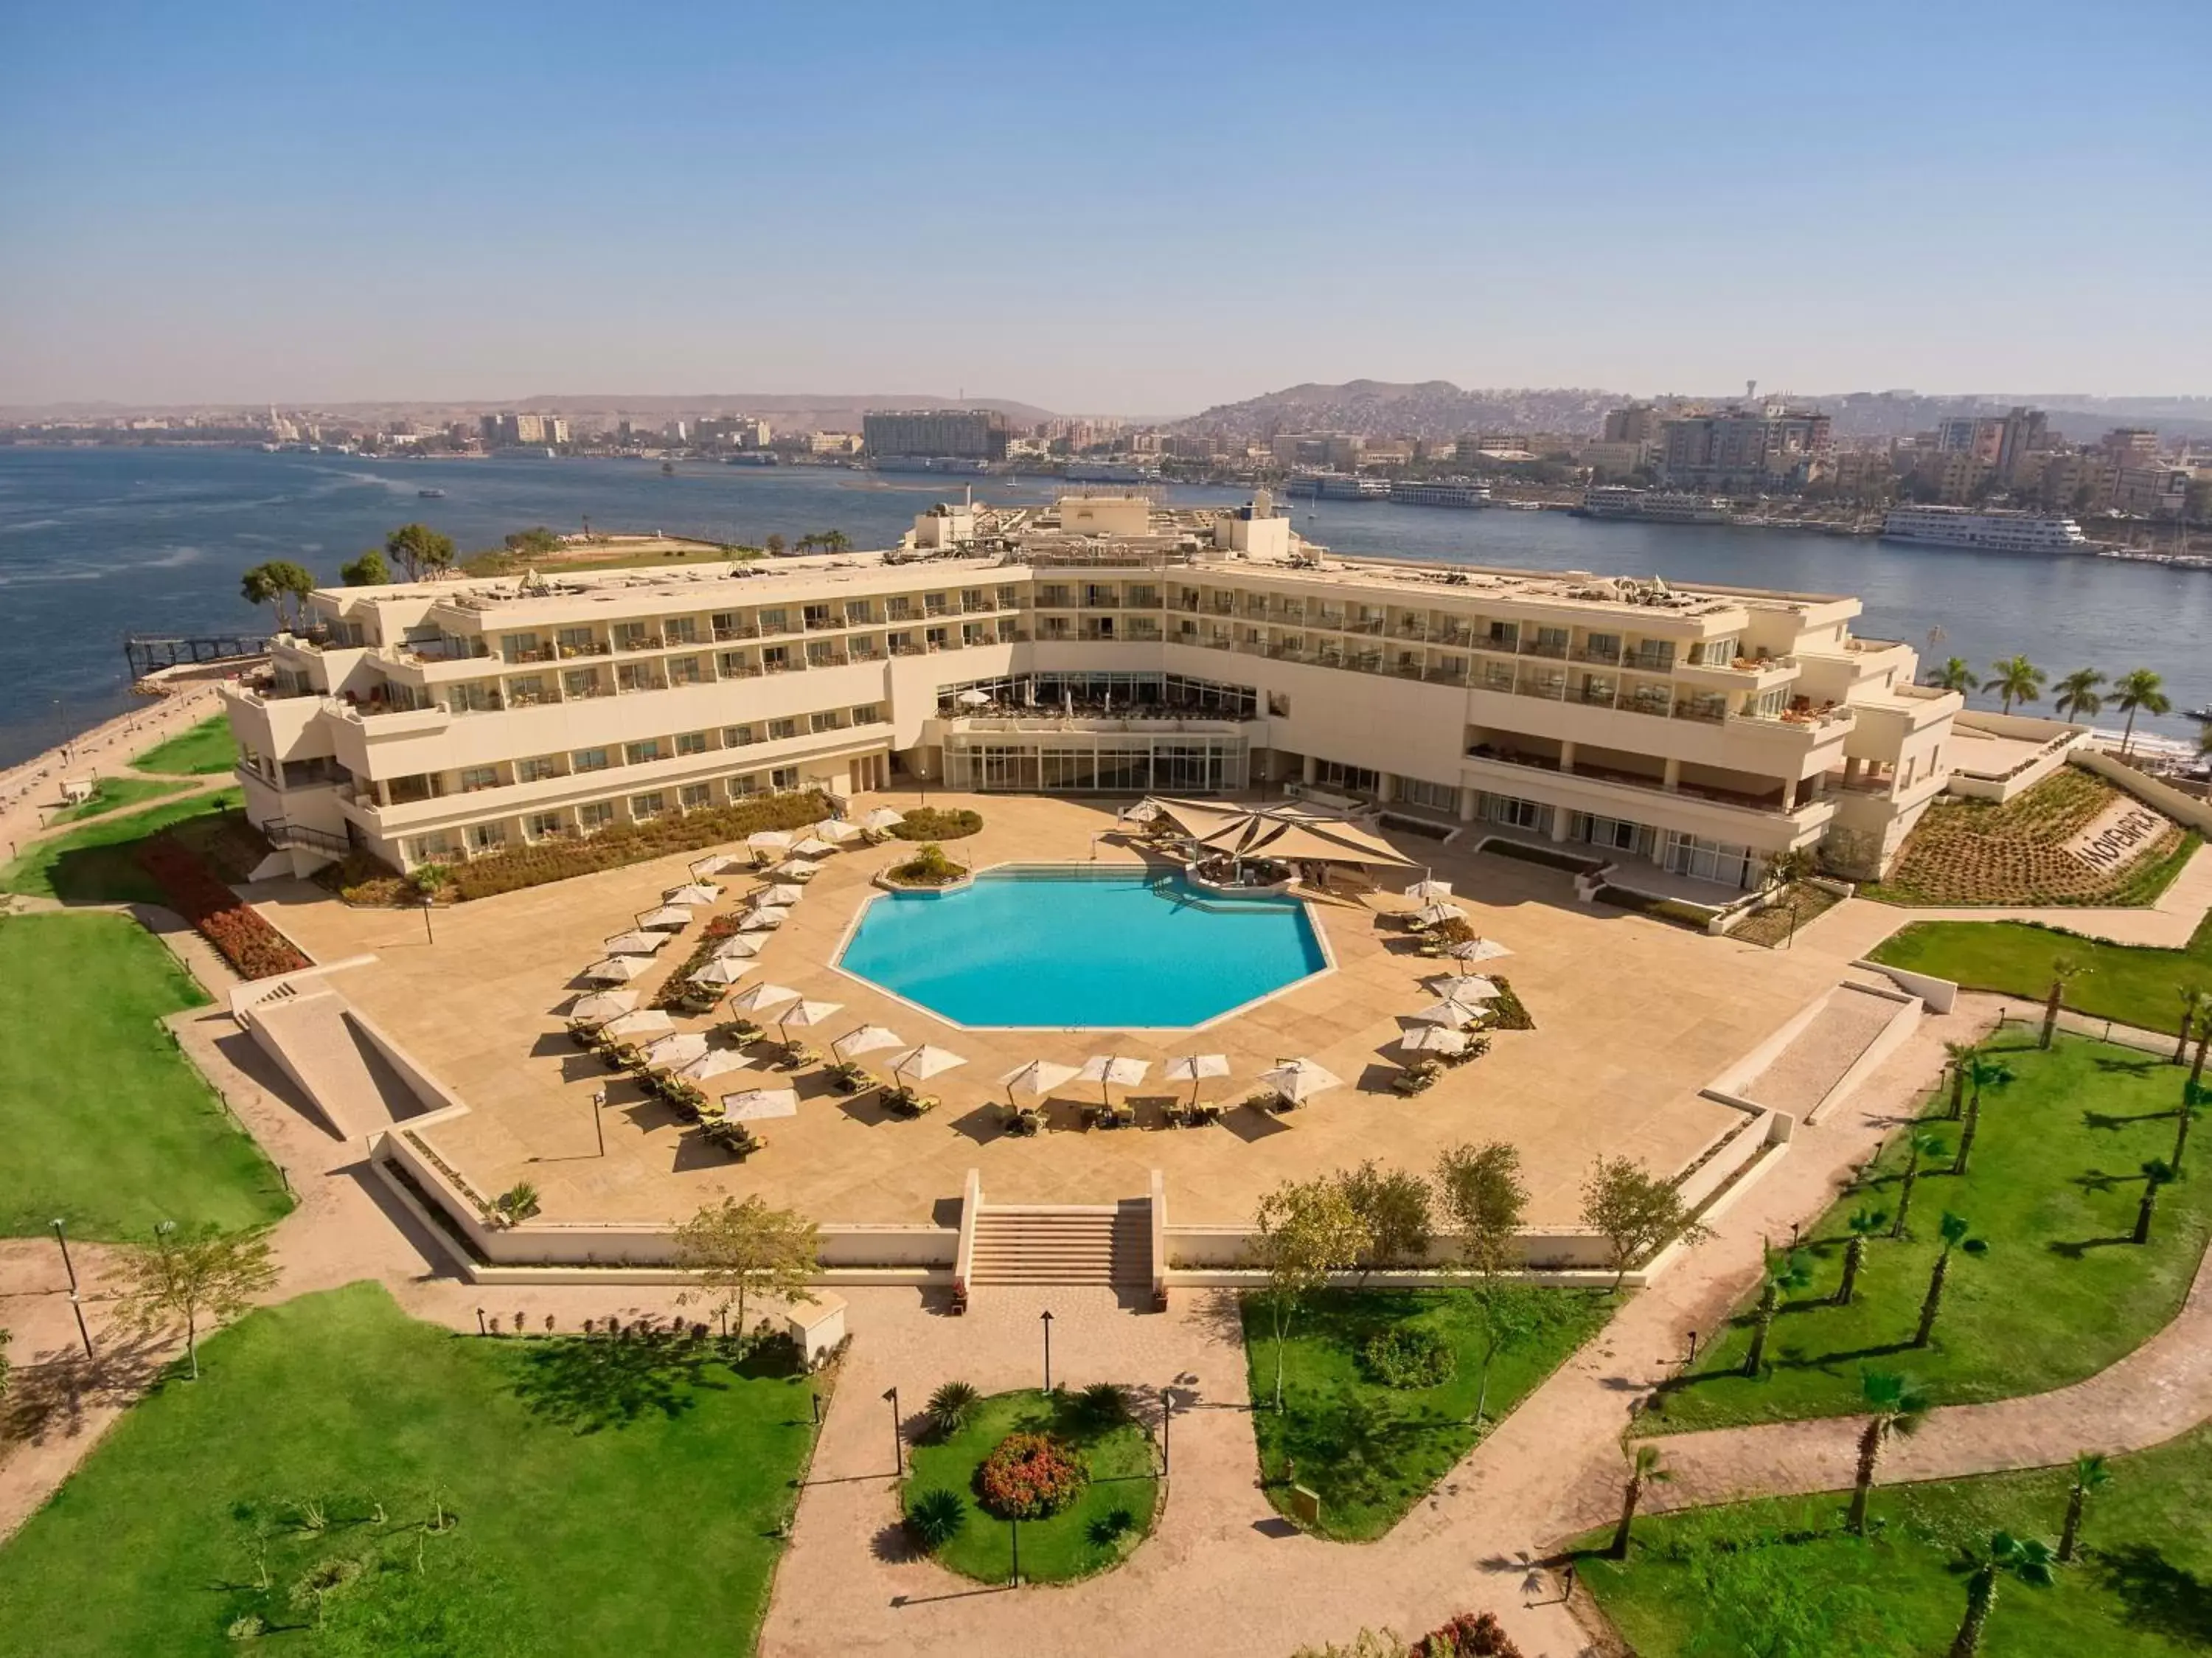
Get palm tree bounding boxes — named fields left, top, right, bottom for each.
left=2057, top=1453, right=2111, bottom=1563
left=2112, top=667, right=2171, bottom=757
left=1610, top=1443, right=1669, bottom=1558
left=1926, top=657, right=1979, bottom=696
left=1891, top=1128, right=1950, bottom=1239
left=2175, top=1081, right=2205, bottom=1172
left=2051, top=668, right=2106, bottom=724
left=1743, top=1246, right=1816, bottom=1375
left=1836, top=1207, right=1889, bottom=1306
left=2176, top=986, right=2208, bottom=1064
left=1955, top=1056, right=2013, bottom=1176
left=2133, top=1159, right=2180, bottom=1244
left=1985, top=655, right=2046, bottom=715
left=1942, top=1039, right=1980, bottom=1119
left=2042, top=955, right=2088, bottom=1050
left=1949, top=1531, right=2054, bottom=1656
left=1914, top=1213, right=1976, bottom=1347
left=1848, top=1370, right=1930, bottom=1534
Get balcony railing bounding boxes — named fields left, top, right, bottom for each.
left=1523, top=639, right=1570, bottom=659
left=557, top=641, right=611, bottom=659
left=712, top=623, right=761, bottom=641
left=615, top=634, right=666, bottom=652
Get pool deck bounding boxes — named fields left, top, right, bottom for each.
left=251, top=791, right=1846, bottom=1228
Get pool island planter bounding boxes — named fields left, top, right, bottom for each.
left=873, top=864, right=976, bottom=895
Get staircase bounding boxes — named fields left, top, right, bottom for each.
left=969, top=1201, right=1150, bottom=1288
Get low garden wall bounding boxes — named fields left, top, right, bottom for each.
left=2072, top=748, right=2212, bottom=838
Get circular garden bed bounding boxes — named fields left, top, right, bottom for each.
left=887, top=807, right=982, bottom=842
left=900, top=1387, right=1159, bottom=1584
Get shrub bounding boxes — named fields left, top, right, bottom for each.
left=133, top=833, right=311, bottom=979
left=891, top=842, right=966, bottom=886
left=977, top=1432, right=1088, bottom=1519
left=926, top=1380, right=981, bottom=1440
left=1485, top=979, right=1534, bottom=1032
left=1420, top=1610, right=1523, bottom=1657
left=888, top=807, right=982, bottom=842
left=1358, top=1324, right=1457, bottom=1390
left=314, top=850, right=409, bottom=906
left=906, top=1488, right=967, bottom=1552
left=1074, top=1381, right=1128, bottom=1427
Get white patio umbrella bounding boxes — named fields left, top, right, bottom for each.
left=1399, top=1026, right=1470, bottom=1057
left=677, top=1048, right=756, bottom=1083
left=1259, top=1057, right=1342, bottom=1106
left=776, top=998, right=844, bottom=1045
left=689, top=957, right=751, bottom=988
left=1121, top=799, right=1161, bottom=825
left=722, top=1086, right=801, bottom=1122
left=1078, top=1053, right=1150, bottom=1106
left=567, top=989, right=639, bottom=1025
left=789, top=834, right=836, bottom=859
left=815, top=818, right=864, bottom=844
left=832, top=1024, right=905, bottom=1062
left=1442, top=975, right=1503, bottom=1004
left=890, top=1044, right=968, bottom=1089
left=664, top=882, right=720, bottom=906
left=772, top=857, right=821, bottom=878
left=636, top=905, right=693, bottom=931
left=955, top=687, right=992, bottom=708
left=758, top=884, right=806, bottom=907
left=1161, top=1052, right=1231, bottom=1108
left=998, top=1058, right=1079, bottom=1107
left=690, top=853, right=747, bottom=878
left=602, top=929, right=667, bottom=956
left=600, top=1009, right=675, bottom=1041
left=861, top=806, right=905, bottom=832
left=1410, top=999, right=1481, bottom=1030
left=1440, top=937, right=1512, bottom=968
left=641, top=1031, right=709, bottom=1071
left=1411, top=901, right=1460, bottom=929
left=582, top=957, right=647, bottom=984
left=746, top=829, right=795, bottom=853
left=713, top=933, right=765, bottom=960
left=728, top=981, right=799, bottom=1015
left=740, top=905, right=790, bottom=930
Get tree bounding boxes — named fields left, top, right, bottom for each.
left=1942, top=1039, right=1979, bottom=1119
left=1610, top=1443, right=1669, bottom=1558
left=1762, top=846, right=1818, bottom=890
left=1948, top=1530, right=2053, bottom=1657
left=1580, top=1156, right=1708, bottom=1291
left=1914, top=1212, right=1977, bottom=1347
left=1469, top=1285, right=1540, bottom=1429
left=1926, top=657, right=1979, bottom=696
left=2042, top=955, right=2088, bottom=1049
left=385, top=523, right=456, bottom=582
left=2112, top=667, right=2171, bottom=757
left=672, top=1194, right=819, bottom=1345
left=2133, top=1159, right=2179, bottom=1244
left=502, top=527, right=563, bottom=557
left=0, top=1327, right=10, bottom=1404
left=925, top=1379, right=980, bottom=1439
left=1252, top=1176, right=1371, bottom=1412
left=1836, top=1207, right=1889, bottom=1306
left=113, top=1224, right=278, bottom=1379
left=2175, top=986, right=2208, bottom=1064
left=2057, top=1452, right=2110, bottom=1563
left=1434, top=1140, right=1526, bottom=1279
left=1847, top=1370, right=1930, bottom=1533
left=239, top=560, right=316, bottom=632
left=1985, top=655, right=2046, bottom=715
left=338, top=549, right=390, bottom=586
left=2175, top=1080, right=2206, bottom=1172
left=1890, top=1128, right=1950, bottom=1239
left=1334, top=1160, right=1432, bottom=1277
left=1743, top=1246, right=1816, bottom=1376
left=2051, top=668, right=2106, bottom=723
left=764, top=533, right=785, bottom=556
left=1954, top=1055, right=2013, bottom=1175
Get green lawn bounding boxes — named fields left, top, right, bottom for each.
left=1870, top=915, right=2212, bottom=1038
left=132, top=713, right=238, bottom=776
left=1242, top=1286, right=1615, bottom=1541
left=0, top=1283, right=819, bottom=1657
left=1, top=787, right=244, bottom=903
left=0, top=911, right=291, bottom=1239
left=1641, top=1029, right=2212, bottom=1434
left=51, top=774, right=192, bottom=823
left=900, top=1389, right=1159, bottom=1583
left=1579, top=1417, right=2212, bottom=1657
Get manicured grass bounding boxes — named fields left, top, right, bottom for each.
left=50, top=775, right=191, bottom=823
left=1640, top=1028, right=2212, bottom=1434
left=900, top=1389, right=1158, bottom=1583
left=0, top=912, right=289, bottom=1240
left=0, top=1283, right=818, bottom=1658
left=0, top=788, right=244, bottom=903
left=1579, top=1417, right=2212, bottom=1657
left=132, top=713, right=238, bottom=776
left=1871, top=913, right=2212, bottom=1036
left=1242, top=1286, right=1615, bottom=1541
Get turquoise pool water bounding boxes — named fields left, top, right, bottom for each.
left=837, top=866, right=1328, bottom=1028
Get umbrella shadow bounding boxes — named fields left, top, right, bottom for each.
left=1221, top=1102, right=1295, bottom=1142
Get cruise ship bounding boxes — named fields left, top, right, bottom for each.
left=1293, top=474, right=1391, bottom=501
left=1388, top=480, right=1492, bottom=509
left=1577, top=486, right=1733, bottom=525
left=1880, top=507, right=2089, bottom=554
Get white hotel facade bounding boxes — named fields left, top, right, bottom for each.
left=223, top=496, right=1962, bottom=892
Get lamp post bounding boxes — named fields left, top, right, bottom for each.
left=884, top=1385, right=903, bottom=1476
left=68, top=1292, right=94, bottom=1362
left=50, top=1217, right=77, bottom=1293
left=591, top=1088, right=607, bottom=1158
left=420, top=892, right=436, bottom=945
left=1040, top=1309, right=1054, bottom=1393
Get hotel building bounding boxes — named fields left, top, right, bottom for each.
left=223, top=496, right=1961, bottom=892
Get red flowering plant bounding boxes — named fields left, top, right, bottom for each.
left=975, top=1432, right=1088, bottom=1519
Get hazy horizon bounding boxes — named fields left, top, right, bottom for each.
left=3, top=2, right=2207, bottom=409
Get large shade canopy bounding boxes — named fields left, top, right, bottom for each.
left=746, top=829, right=795, bottom=852
left=664, top=883, right=721, bottom=906
left=582, top=957, right=648, bottom=984
left=636, top=905, right=693, bottom=931
left=861, top=806, right=906, bottom=832
left=567, top=989, right=639, bottom=1025
left=713, top=934, right=766, bottom=960
left=740, top=906, right=790, bottom=930
left=1411, top=901, right=1460, bottom=928
left=1120, top=800, right=1161, bottom=825
left=814, top=818, right=864, bottom=844
left=600, top=1009, right=675, bottom=1041
left=890, top=1044, right=967, bottom=1085
left=677, top=1048, right=755, bottom=1083
left=788, top=835, right=836, bottom=859
left=602, top=930, right=668, bottom=956
left=998, top=1058, right=1080, bottom=1103
left=1147, top=796, right=1413, bottom=866
left=1402, top=876, right=1455, bottom=901
left=641, top=1032, right=709, bottom=1071
left=1399, top=1026, right=1470, bottom=1056
left=722, top=1087, right=801, bottom=1121
left=689, top=957, right=751, bottom=988
left=728, top=981, right=800, bottom=1013
left=1259, top=1057, right=1342, bottom=1103
left=832, top=1024, right=905, bottom=1061
left=758, top=884, right=806, bottom=907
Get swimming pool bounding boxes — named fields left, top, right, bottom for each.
left=835, top=865, right=1329, bottom=1029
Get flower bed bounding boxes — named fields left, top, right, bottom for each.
left=432, top=791, right=832, bottom=902
left=134, top=834, right=311, bottom=980
left=652, top=914, right=743, bottom=1010
left=977, top=1431, right=1088, bottom=1519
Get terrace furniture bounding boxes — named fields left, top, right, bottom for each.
left=1391, top=1061, right=1442, bottom=1097
left=883, top=1087, right=939, bottom=1119
left=700, top=1118, right=764, bottom=1159
left=717, top=1017, right=765, bottom=1045
left=1084, top=1100, right=1137, bottom=1130
left=1183, top=1100, right=1225, bottom=1128
left=1004, top=1104, right=1043, bottom=1137
left=827, top=1064, right=877, bottom=1095
left=777, top=1041, right=818, bottom=1069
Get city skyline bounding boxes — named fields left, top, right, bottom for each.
left=3, top=2, right=2208, bottom=409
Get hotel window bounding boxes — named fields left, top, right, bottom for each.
left=1481, top=794, right=1551, bottom=833
left=852, top=704, right=883, bottom=726
left=675, top=730, right=709, bottom=755
left=886, top=596, right=914, bottom=620
left=757, top=608, right=790, bottom=634
left=809, top=711, right=844, bottom=734
left=562, top=669, right=601, bottom=699
left=625, top=738, right=665, bottom=766
left=573, top=747, right=611, bottom=772
left=507, top=674, right=546, bottom=704
left=466, top=824, right=504, bottom=852
left=961, top=588, right=990, bottom=612
left=924, top=592, right=949, bottom=616
left=724, top=724, right=757, bottom=748
left=578, top=801, right=615, bottom=830
left=710, top=611, right=743, bottom=638
left=1315, top=760, right=1380, bottom=796
left=630, top=792, right=667, bottom=819
left=996, top=584, right=1021, bottom=608
left=1583, top=631, right=1621, bottom=662
left=729, top=773, right=759, bottom=798
left=846, top=598, right=875, bottom=623
left=679, top=783, right=712, bottom=810
left=668, top=656, right=704, bottom=685
left=925, top=626, right=949, bottom=650
left=1534, top=626, right=1569, bottom=656
left=806, top=641, right=838, bottom=667
left=459, top=766, right=500, bottom=794
left=664, top=617, right=699, bottom=644
left=963, top=622, right=991, bottom=647
left=501, top=632, right=543, bottom=660
left=803, top=603, right=835, bottom=628
left=1627, top=639, right=1675, bottom=672
left=525, top=811, right=565, bottom=839
left=556, top=626, right=599, bottom=654
left=718, top=651, right=751, bottom=676
left=1692, top=636, right=1739, bottom=666
left=1484, top=620, right=1519, bottom=648
left=614, top=622, right=656, bottom=650
left=770, top=766, right=799, bottom=791
left=615, top=662, right=662, bottom=693
left=762, top=646, right=793, bottom=672
left=446, top=682, right=498, bottom=714
left=1753, top=687, right=1787, bottom=718
left=768, top=718, right=798, bottom=740
left=1399, top=777, right=1459, bottom=813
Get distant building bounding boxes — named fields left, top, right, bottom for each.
left=1601, top=403, right=1667, bottom=444
left=479, top=412, right=554, bottom=448
left=863, top=409, right=1009, bottom=462
left=2101, top=428, right=2162, bottom=467
left=1583, top=440, right=1655, bottom=481
left=2112, top=464, right=2191, bottom=518
left=1659, top=406, right=1832, bottom=493
left=1913, top=450, right=1994, bottom=505
left=2039, top=451, right=2114, bottom=513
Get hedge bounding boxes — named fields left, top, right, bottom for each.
left=887, top=807, right=983, bottom=842
left=438, top=791, right=835, bottom=902
left=134, top=834, right=311, bottom=980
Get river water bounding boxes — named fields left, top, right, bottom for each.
left=2, top=447, right=2206, bottom=769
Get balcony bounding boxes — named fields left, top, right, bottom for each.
left=890, top=642, right=926, bottom=657
left=1571, top=645, right=1621, bottom=665
left=763, top=659, right=806, bottom=674
left=614, top=634, right=666, bottom=653
left=1344, top=618, right=1385, bottom=637
left=1523, top=639, right=1570, bottom=660
left=557, top=640, right=611, bottom=659
left=803, top=616, right=843, bottom=631
left=505, top=645, right=556, bottom=664
left=1424, top=664, right=1470, bottom=686
left=712, top=622, right=762, bottom=642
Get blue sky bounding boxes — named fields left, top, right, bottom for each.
left=1, top=1, right=2206, bottom=413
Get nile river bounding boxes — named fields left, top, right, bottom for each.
left=2, top=447, right=2207, bottom=769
